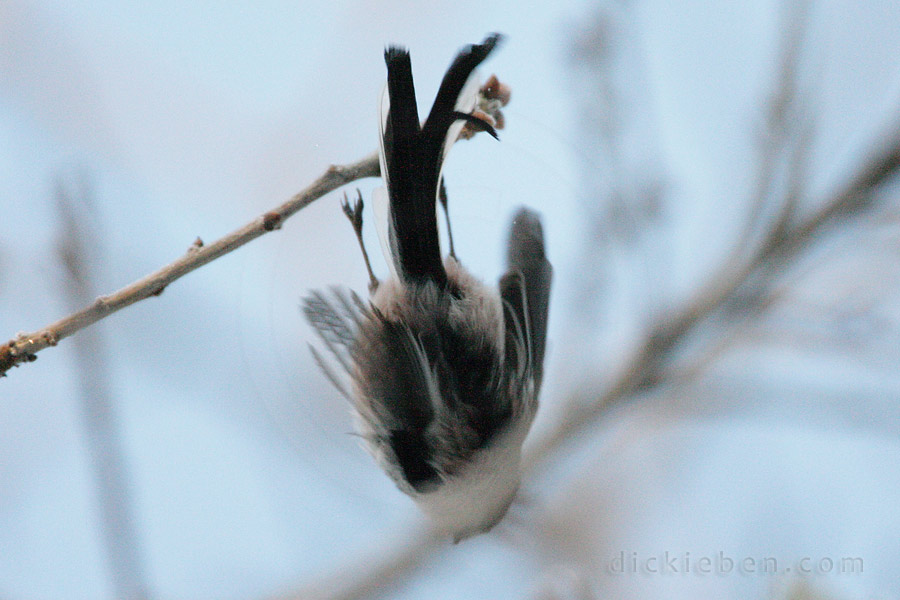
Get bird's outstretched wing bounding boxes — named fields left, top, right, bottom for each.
left=303, top=288, right=444, bottom=491
left=301, top=289, right=370, bottom=398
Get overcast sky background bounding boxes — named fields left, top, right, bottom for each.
left=2, top=1, right=900, bottom=599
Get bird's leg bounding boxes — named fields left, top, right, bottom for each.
left=341, top=190, right=379, bottom=293
left=438, top=179, right=457, bottom=260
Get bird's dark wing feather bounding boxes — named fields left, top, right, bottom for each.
left=354, top=315, right=444, bottom=491
left=382, top=45, right=445, bottom=285
left=499, top=208, right=552, bottom=395
left=381, top=34, right=502, bottom=287
left=421, top=33, right=502, bottom=154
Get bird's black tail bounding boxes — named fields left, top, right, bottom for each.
left=381, top=34, right=502, bottom=287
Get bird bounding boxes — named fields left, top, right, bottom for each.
left=303, top=33, right=552, bottom=542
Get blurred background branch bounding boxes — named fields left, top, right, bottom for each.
left=55, top=175, right=149, bottom=600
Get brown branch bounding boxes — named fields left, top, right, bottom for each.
left=0, top=153, right=379, bottom=377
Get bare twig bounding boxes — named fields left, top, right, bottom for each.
left=0, top=153, right=379, bottom=377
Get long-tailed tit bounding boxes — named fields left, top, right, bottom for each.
left=304, top=33, right=552, bottom=542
